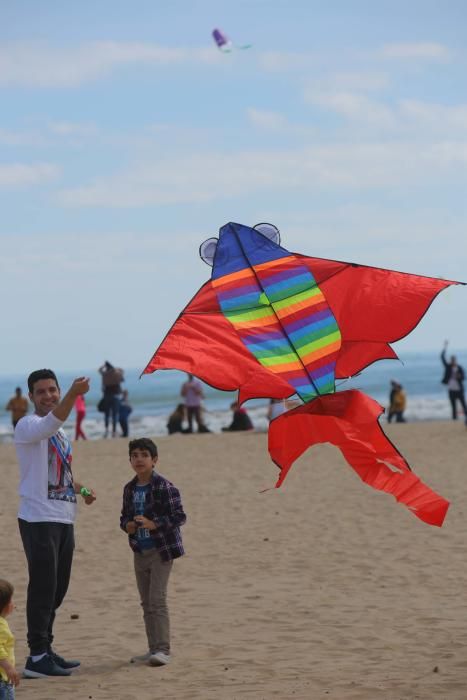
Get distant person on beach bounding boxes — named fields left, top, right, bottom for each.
left=14, top=369, right=96, bottom=679
left=0, top=579, right=20, bottom=697
left=180, top=374, right=210, bottom=433
left=98, top=361, right=124, bottom=438
left=222, top=401, right=254, bottom=431
left=120, top=438, right=186, bottom=667
left=387, top=381, right=406, bottom=423
left=74, top=395, right=86, bottom=440
left=119, top=390, right=133, bottom=438
left=167, top=404, right=187, bottom=435
left=5, top=388, right=28, bottom=428
left=441, top=341, right=467, bottom=423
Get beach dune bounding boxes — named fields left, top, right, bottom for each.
left=1, top=421, right=467, bottom=699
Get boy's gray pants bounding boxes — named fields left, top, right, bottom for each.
left=133, top=549, right=173, bottom=654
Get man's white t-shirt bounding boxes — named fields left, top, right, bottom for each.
left=182, top=380, right=203, bottom=408
left=447, top=372, right=461, bottom=392
left=15, top=412, right=77, bottom=524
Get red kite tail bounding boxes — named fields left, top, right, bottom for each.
left=268, top=390, right=449, bottom=527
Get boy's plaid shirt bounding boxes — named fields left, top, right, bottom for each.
left=120, top=471, right=186, bottom=561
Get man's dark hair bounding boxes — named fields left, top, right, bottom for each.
left=27, top=369, right=59, bottom=393
left=129, top=438, right=158, bottom=459
left=0, top=579, right=14, bottom=614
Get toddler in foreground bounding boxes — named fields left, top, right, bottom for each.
left=0, top=580, right=20, bottom=699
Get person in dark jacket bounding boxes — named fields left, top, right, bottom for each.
left=441, top=341, right=467, bottom=423
left=222, top=401, right=254, bottom=431
left=120, top=438, right=186, bottom=667
left=166, top=404, right=187, bottom=435
left=118, top=390, right=132, bottom=438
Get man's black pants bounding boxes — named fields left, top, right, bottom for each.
left=448, top=390, right=467, bottom=421
left=18, top=519, right=74, bottom=655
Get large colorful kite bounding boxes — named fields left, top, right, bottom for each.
left=143, top=222, right=461, bottom=527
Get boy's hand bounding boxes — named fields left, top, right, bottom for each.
left=126, top=521, right=138, bottom=534
left=83, top=489, right=96, bottom=505
left=134, top=515, right=157, bottom=531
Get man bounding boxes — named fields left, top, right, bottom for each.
left=180, top=373, right=210, bottom=433
left=441, top=341, right=467, bottom=423
left=14, top=369, right=96, bottom=679
left=98, top=361, right=124, bottom=437
left=5, top=387, right=28, bottom=428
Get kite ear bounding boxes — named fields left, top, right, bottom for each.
left=199, top=237, right=219, bottom=266
left=253, top=222, right=281, bottom=246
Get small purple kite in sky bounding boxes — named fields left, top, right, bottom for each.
left=212, top=28, right=252, bottom=52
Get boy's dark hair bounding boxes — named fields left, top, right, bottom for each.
left=28, top=369, right=59, bottom=393
left=0, top=580, right=14, bottom=614
left=129, top=438, right=158, bottom=459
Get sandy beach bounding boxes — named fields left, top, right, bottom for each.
left=1, top=421, right=467, bottom=700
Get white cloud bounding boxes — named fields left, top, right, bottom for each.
left=306, top=90, right=396, bottom=128
left=246, top=108, right=288, bottom=130
left=400, top=100, right=467, bottom=130
left=306, top=87, right=467, bottom=135
left=47, top=121, right=98, bottom=137
left=322, top=71, right=389, bottom=92
left=0, top=40, right=453, bottom=90
left=380, top=42, right=451, bottom=61
left=258, top=50, right=320, bottom=72
left=0, top=41, right=220, bottom=88
left=0, top=162, right=60, bottom=187
left=0, top=127, right=44, bottom=146
left=428, top=140, right=467, bottom=164
left=55, top=141, right=467, bottom=208
left=0, top=228, right=209, bottom=373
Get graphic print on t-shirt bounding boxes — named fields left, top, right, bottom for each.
left=48, top=430, right=77, bottom=502
left=134, top=484, right=155, bottom=549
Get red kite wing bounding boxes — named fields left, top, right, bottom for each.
left=298, top=255, right=460, bottom=378
left=142, top=281, right=294, bottom=404
left=268, top=389, right=449, bottom=527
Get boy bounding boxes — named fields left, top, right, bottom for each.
left=0, top=579, right=20, bottom=699
left=120, top=438, right=186, bottom=666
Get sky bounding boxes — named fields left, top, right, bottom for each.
left=0, top=0, right=466, bottom=375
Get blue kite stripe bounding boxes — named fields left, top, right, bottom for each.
left=217, top=282, right=261, bottom=302
left=259, top=267, right=317, bottom=288
left=285, top=307, right=332, bottom=335
left=312, top=370, right=336, bottom=389
left=287, top=315, right=338, bottom=343
left=245, top=340, right=295, bottom=359
left=262, top=272, right=314, bottom=299
left=308, top=361, right=336, bottom=380
left=241, top=329, right=284, bottom=344
left=219, top=291, right=263, bottom=310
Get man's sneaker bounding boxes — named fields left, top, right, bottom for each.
left=50, top=651, right=81, bottom=669
left=130, top=651, right=152, bottom=664
left=149, top=651, right=171, bottom=666
left=23, top=654, right=72, bottom=678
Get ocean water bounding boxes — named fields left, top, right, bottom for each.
left=0, top=350, right=465, bottom=443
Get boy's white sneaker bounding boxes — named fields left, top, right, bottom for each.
left=130, top=651, right=152, bottom=663
left=149, top=651, right=171, bottom=666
